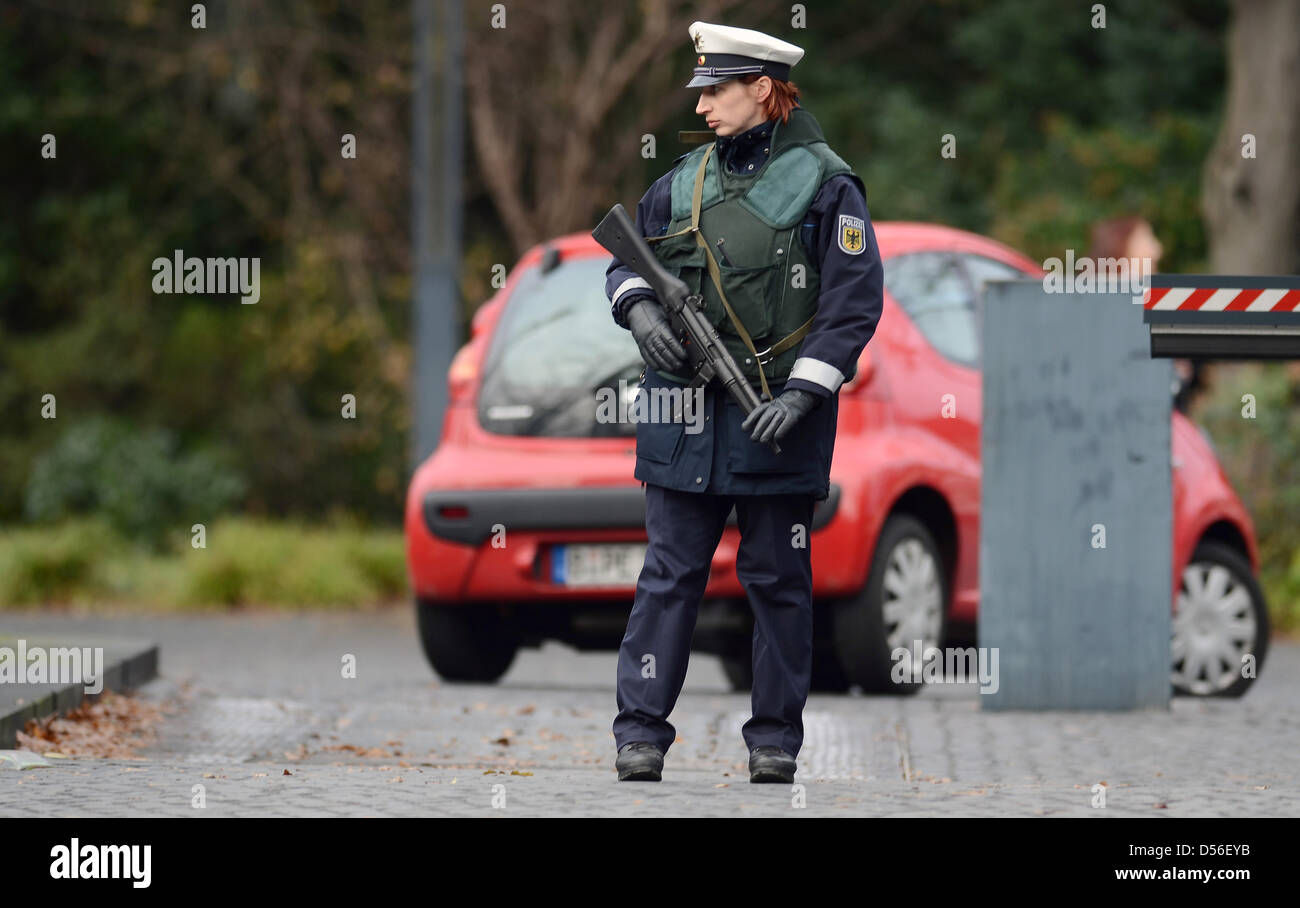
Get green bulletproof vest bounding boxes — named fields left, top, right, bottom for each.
left=647, top=107, right=861, bottom=397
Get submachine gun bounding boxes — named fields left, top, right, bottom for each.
left=591, top=203, right=780, bottom=454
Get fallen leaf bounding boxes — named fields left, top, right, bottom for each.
left=16, top=692, right=170, bottom=759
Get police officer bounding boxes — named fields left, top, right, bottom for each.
left=606, top=21, right=883, bottom=783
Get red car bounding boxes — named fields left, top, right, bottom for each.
left=405, top=223, right=1269, bottom=698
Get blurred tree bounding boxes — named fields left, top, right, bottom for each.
left=1202, top=0, right=1300, bottom=273
left=463, top=0, right=773, bottom=255
left=2, top=0, right=415, bottom=521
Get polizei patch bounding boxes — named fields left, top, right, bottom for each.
left=838, top=214, right=866, bottom=255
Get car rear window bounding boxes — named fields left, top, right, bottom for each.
left=885, top=251, right=1034, bottom=369
left=885, top=252, right=981, bottom=367
left=477, top=255, right=642, bottom=437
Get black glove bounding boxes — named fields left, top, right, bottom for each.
left=625, top=296, right=688, bottom=374
left=741, top=388, right=818, bottom=443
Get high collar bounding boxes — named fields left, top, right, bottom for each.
left=714, top=118, right=776, bottom=175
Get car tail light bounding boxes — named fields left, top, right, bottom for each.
left=448, top=346, right=478, bottom=401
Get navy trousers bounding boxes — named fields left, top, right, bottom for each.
left=613, top=482, right=816, bottom=757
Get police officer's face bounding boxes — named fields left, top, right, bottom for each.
left=696, top=78, right=770, bottom=136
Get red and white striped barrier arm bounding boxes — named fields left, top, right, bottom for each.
left=1142, top=275, right=1300, bottom=358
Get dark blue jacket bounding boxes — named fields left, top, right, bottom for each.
left=604, top=113, right=883, bottom=499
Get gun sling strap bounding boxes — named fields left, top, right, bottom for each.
left=648, top=143, right=815, bottom=401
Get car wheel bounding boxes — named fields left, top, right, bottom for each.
left=832, top=514, right=947, bottom=695
left=415, top=598, right=518, bottom=683
left=1171, top=541, right=1269, bottom=698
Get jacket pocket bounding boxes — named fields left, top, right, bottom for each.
left=713, top=260, right=780, bottom=342
left=651, top=235, right=707, bottom=295
left=634, top=371, right=687, bottom=464
left=636, top=418, right=684, bottom=464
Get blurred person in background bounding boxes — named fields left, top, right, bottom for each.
left=1089, top=215, right=1207, bottom=413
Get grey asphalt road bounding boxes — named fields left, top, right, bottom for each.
left=1, top=609, right=1297, bottom=817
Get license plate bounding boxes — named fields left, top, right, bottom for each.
left=552, top=543, right=647, bottom=587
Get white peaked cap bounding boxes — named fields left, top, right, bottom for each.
left=686, top=21, right=805, bottom=87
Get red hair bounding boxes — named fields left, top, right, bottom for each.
left=738, top=73, right=800, bottom=124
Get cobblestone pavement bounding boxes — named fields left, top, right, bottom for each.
left=1, top=610, right=1296, bottom=817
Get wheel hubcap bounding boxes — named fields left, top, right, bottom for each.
left=882, top=538, right=943, bottom=657
left=1171, top=560, right=1256, bottom=695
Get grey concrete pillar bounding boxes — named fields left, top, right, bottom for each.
left=980, top=282, right=1172, bottom=710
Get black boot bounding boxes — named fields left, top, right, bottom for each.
left=616, top=742, right=664, bottom=781
left=749, top=745, right=796, bottom=783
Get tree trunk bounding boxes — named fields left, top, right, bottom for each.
left=1201, top=0, right=1300, bottom=274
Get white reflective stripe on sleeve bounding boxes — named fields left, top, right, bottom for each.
left=788, top=357, right=845, bottom=393
left=612, top=277, right=652, bottom=305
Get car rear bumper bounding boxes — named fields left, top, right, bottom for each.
left=422, top=483, right=842, bottom=545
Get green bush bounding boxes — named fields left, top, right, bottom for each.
left=0, top=518, right=122, bottom=605
left=0, top=518, right=407, bottom=610
left=178, top=519, right=409, bottom=607
left=23, top=417, right=246, bottom=550
left=1282, top=550, right=1300, bottom=632
left=348, top=531, right=410, bottom=599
